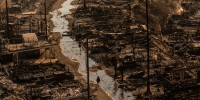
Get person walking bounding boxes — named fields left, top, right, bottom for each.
left=96, top=76, right=100, bottom=87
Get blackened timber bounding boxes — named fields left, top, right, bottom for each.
left=145, top=0, right=151, bottom=96
left=132, top=32, right=135, bottom=60
left=8, top=63, right=74, bottom=83
left=84, top=0, right=87, bottom=10
left=113, top=57, right=117, bottom=80
left=44, top=0, right=48, bottom=40
left=2, top=43, right=57, bottom=54
left=86, top=37, right=90, bottom=100
left=40, top=15, right=43, bottom=33
left=5, top=0, right=9, bottom=36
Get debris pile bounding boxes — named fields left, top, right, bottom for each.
left=66, top=0, right=200, bottom=99
left=0, top=0, right=87, bottom=99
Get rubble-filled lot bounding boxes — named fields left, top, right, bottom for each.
left=65, top=0, right=200, bottom=99
left=0, top=0, right=90, bottom=99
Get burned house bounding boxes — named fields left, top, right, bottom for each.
left=65, top=0, right=200, bottom=99
left=0, top=0, right=85, bottom=99
left=0, top=0, right=11, bottom=12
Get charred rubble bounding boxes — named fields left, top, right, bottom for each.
left=0, top=0, right=88, bottom=99
left=1, top=0, right=200, bottom=99
left=66, top=0, right=200, bottom=99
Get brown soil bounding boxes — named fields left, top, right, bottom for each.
left=49, top=0, right=66, bottom=12
left=93, top=87, right=113, bottom=100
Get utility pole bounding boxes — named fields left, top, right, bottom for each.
left=5, top=0, right=9, bottom=36
left=114, top=56, right=117, bottom=80
left=86, top=37, right=90, bottom=100
left=145, top=0, right=151, bottom=97
left=84, top=0, right=89, bottom=97
left=40, top=15, right=43, bottom=33
left=44, top=0, right=48, bottom=40
left=129, top=4, right=135, bottom=60
left=84, top=0, right=87, bottom=10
